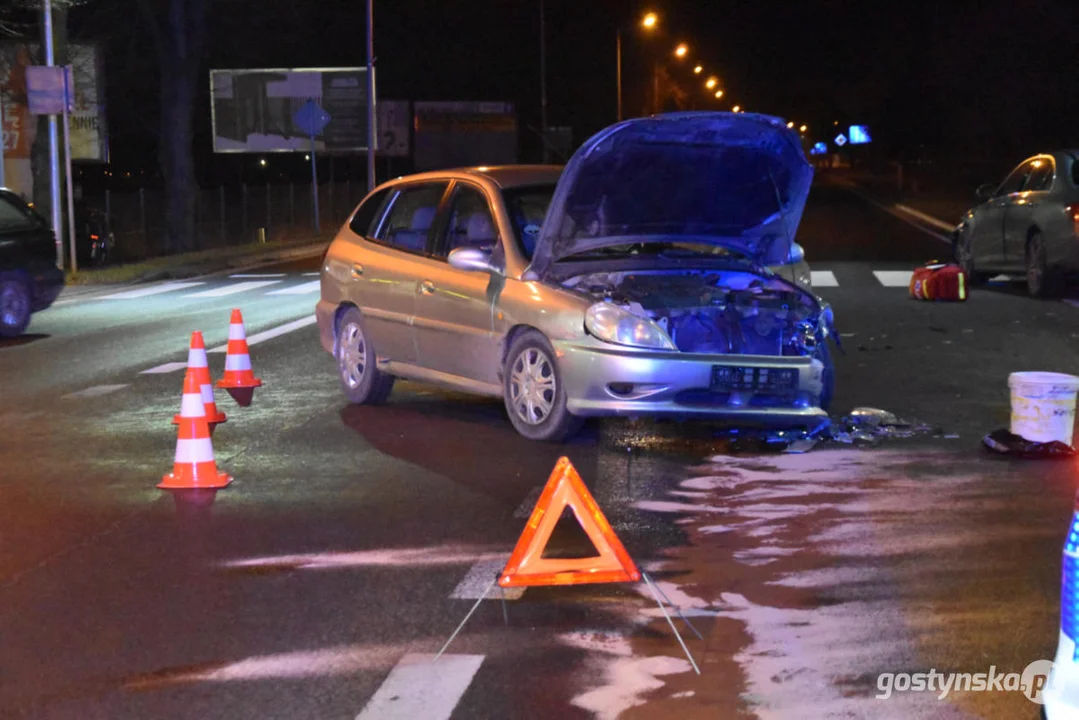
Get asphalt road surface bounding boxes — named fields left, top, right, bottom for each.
left=1, top=179, right=1074, bottom=719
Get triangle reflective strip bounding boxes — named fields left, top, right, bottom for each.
left=499, top=457, right=640, bottom=588
left=959, top=271, right=966, bottom=300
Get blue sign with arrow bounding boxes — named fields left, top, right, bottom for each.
left=293, top=99, right=332, bottom=137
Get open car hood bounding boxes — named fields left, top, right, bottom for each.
left=529, top=112, right=814, bottom=278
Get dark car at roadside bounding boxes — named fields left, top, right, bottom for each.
left=0, top=188, right=64, bottom=337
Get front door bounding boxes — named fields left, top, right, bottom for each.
left=1003, top=157, right=1054, bottom=269
left=412, top=182, right=502, bottom=386
left=973, top=159, right=1036, bottom=270
left=353, top=181, right=449, bottom=364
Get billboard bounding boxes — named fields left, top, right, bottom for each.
left=413, top=101, right=517, bottom=171
left=210, top=67, right=375, bottom=153
left=1, top=42, right=108, bottom=162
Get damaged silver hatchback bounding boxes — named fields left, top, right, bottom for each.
left=317, top=111, right=839, bottom=442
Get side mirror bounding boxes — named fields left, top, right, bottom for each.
left=788, top=242, right=806, bottom=264
left=448, top=246, right=498, bottom=274
left=976, top=183, right=996, bottom=201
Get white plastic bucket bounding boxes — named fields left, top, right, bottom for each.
left=1009, top=371, right=1079, bottom=445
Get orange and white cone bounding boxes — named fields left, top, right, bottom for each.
left=173, top=331, right=226, bottom=429
left=159, top=368, right=232, bottom=490
left=216, top=308, right=262, bottom=406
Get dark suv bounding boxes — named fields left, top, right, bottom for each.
left=0, top=189, right=64, bottom=337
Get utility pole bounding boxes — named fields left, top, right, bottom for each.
left=43, top=0, right=63, bottom=269
left=365, top=0, right=376, bottom=192
left=0, top=92, right=6, bottom=188
left=616, top=30, right=622, bottom=122
left=540, top=0, right=548, bottom=162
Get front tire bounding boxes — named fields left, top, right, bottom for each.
left=954, top=228, right=987, bottom=286
left=503, top=330, right=582, bottom=442
left=0, top=273, right=32, bottom=338
left=1027, top=231, right=1062, bottom=299
left=335, top=307, right=394, bottom=404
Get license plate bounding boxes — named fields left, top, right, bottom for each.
left=711, top=366, right=798, bottom=392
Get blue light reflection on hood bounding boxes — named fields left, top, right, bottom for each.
left=530, top=112, right=813, bottom=277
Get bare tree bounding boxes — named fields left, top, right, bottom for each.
left=137, top=0, right=207, bottom=254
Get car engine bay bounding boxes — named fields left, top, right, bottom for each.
left=564, top=269, right=826, bottom=356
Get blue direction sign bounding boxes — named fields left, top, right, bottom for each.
left=293, top=99, right=332, bottom=137
left=834, top=133, right=848, bottom=147
left=25, top=66, right=73, bottom=115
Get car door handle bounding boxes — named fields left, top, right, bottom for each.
left=350, top=264, right=364, bottom=279
left=418, top=280, right=436, bottom=295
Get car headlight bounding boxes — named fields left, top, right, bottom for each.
left=584, top=302, right=677, bottom=350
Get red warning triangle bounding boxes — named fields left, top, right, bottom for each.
left=499, top=457, right=640, bottom=588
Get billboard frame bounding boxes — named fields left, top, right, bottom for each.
left=209, top=66, right=376, bottom=154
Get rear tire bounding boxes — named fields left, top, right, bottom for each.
left=503, top=330, right=583, bottom=442
left=335, top=307, right=394, bottom=404
left=0, top=273, right=32, bottom=338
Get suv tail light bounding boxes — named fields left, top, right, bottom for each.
left=1069, top=205, right=1079, bottom=237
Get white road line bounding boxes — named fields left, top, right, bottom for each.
left=97, top=282, right=205, bottom=300
left=303, top=272, right=320, bottom=276
left=62, top=384, right=129, bottom=399
left=844, top=187, right=952, bottom=243
left=266, top=280, right=321, bottom=296
left=450, top=556, right=524, bottom=601
left=873, top=270, right=913, bottom=287
left=229, top=273, right=286, bottom=278
left=209, top=314, right=317, bottom=353
left=186, top=280, right=282, bottom=298
left=355, top=653, right=484, bottom=720
left=893, top=203, right=957, bottom=232
left=810, top=270, right=839, bottom=287
left=514, top=485, right=543, bottom=518
left=139, top=361, right=189, bottom=375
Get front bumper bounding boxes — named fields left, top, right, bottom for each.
left=554, top=338, right=827, bottom=425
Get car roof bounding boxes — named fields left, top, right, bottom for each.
left=385, top=164, right=563, bottom=190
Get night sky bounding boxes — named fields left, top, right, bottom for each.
left=56, top=0, right=1079, bottom=181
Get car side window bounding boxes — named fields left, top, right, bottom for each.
left=440, top=185, right=498, bottom=257
left=1024, top=160, right=1054, bottom=192
left=997, top=162, right=1034, bottom=196
left=374, top=183, right=448, bottom=253
left=0, top=194, right=40, bottom=233
left=348, top=187, right=392, bottom=238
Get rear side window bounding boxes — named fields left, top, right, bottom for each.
left=375, top=183, right=448, bottom=253
left=0, top=194, right=40, bottom=233
left=348, top=187, right=392, bottom=238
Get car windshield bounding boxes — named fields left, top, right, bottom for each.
left=502, top=184, right=556, bottom=259
left=559, top=240, right=750, bottom=262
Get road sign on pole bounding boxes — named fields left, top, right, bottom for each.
left=294, top=99, right=331, bottom=235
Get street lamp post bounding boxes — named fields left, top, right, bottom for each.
left=617, top=11, right=657, bottom=122
left=540, top=0, right=548, bottom=160
left=366, top=0, right=375, bottom=193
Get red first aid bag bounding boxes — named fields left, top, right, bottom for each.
left=909, top=262, right=968, bottom=301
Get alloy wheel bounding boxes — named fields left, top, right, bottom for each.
left=509, top=347, right=556, bottom=425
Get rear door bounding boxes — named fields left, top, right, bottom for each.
left=412, top=181, right=503, bottom=386
left=1003, top=157, right=1054, bottom=268
left=344, top=181, right=449, bottom=364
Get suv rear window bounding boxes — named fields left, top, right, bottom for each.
left=0, top=193, right=41, bottom=233
left=348, top=187, right=392, bottom=238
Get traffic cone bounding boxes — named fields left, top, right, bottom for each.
left=1045, top=495, right=1079, bottom=715
left=216, top=308, right=262, bottom=407
left=159, top=369, right=232, bottom=490
left=173, top=331, right=226, bottom=431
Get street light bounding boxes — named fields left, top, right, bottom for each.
left=705, top=77, right=717, bottom=89
left=617, top=11, right=659, bottom=121
left=694, top=65, right=703, bottom=74
left=732, top=105, right=741, bottom=112
left=674, top=43, right=688, bottom=58
left=799, top=124, right=807, bottom=133
left=787, top=121, right=794, bottom=128
left=714, top=90, right=723, bottom=99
